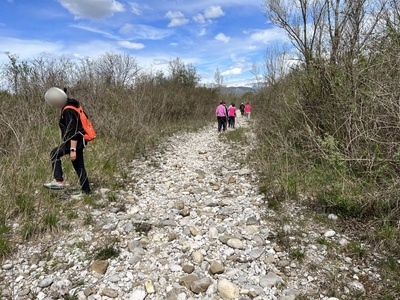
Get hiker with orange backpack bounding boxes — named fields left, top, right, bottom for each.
left=43, top=87, right=95, bottom=200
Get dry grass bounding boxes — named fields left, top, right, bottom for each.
left=251, top=8, right=400, bottom=298
left=0, top=54, right=217, bottom=256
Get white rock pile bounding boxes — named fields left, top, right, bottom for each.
left=0, top=119, right=381, bottom=299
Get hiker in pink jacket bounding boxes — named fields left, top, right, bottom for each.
left=228, top=103, right=237, bottom=129
left=216, top=101, right=227, bottom=133
left=244, top=102, right=252, bottom=120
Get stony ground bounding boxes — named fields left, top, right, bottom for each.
left=0, top=117, right=384, bottom=299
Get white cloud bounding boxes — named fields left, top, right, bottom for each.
left=129, top=2, right=141, bottom=15
left=199, top=28, right=206, bottom=36
left=165, top=11, right=189, bottom=27
left=230, top=54, right=246, bottom=64
left=165, top=11, right=184, bottom=19
left=119, top=23, right=134, bottom=35
left=59, top=0, right=125, bottom=19
left=246, top=27, right=287, bottom=44
left=246, top=45, right=258, bottom=50
left=72, top=24, right=120, bottom=40
left=193, top=13, right=205, bottom=24
left=204, top=6, right=225, bottom=19
left=221, top=67, right=242, bottom=76
left=67, top=40, right=119, bottom=58
left=194, top=6, right=224, bottom=24
left=153, top=58, right=169, bottom=65
left=0, top=37, right=63, bottom=62
left=168, top=18, right=189, bottom=27
left=215, top=33, right=230, bottom=43
left=119, top=23, right=173, bottom=40
left=118, top=41, right=145, bottom=50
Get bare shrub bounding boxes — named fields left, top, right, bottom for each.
left=0, top=53, right=216, bottom=253
left=257, top=0, right=400, bottom=262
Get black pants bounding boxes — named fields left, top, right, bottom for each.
left=50, top=144, right=90, bottom=193
left=229, top=116, right=235, bottom=128
left=217, top=116, right=227, bottom=132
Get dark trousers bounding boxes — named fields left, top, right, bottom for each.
left=50, top=144, right=90, bottom=193
left=217, top=116, right=227, bottom=132
left=229, top=116, right=235, bottom=128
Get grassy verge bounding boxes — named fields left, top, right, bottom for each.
left=251, top=104, right=400, bottom=298
left=0, top=56, right=218, bottom=257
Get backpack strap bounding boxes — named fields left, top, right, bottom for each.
left=62, top=105, right=80, bottom=113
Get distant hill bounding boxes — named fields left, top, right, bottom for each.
left=220, top=86, right=255, bottom=96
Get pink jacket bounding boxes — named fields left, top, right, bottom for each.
left=228, top=107, right=236, bottom=117
left=244, top=104, right=252, bottom=113
left=216, top=104, right=227, bottom=117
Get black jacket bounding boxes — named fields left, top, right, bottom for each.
left=59, top=98, right=85, bottom=149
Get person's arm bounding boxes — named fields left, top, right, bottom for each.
left=63, top=108, right=80, bottom=161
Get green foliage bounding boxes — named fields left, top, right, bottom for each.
left=316, top=134, right=347, bottom=173
left=16, top=194, right=35, bottom=216
left=107, top=192, right=117, bottom=202
left=66, top=210, right=78, bottom=220
left=94, top=246, right=120, bottom=260
left=83, top=214, right=93, bottom=226
left=290, top=247, right=306, bottom=261
left=43, top=212, right=57, bottom=228
left=316, top=237, right=333, bottom=248
left=347, top=241, right=367, bottom=259
left=376, top=221, right=399, bottom=241
left=382, top=256, right=399, bottom=273
left=0, top=236, right=10, bottom=256
left=21, top=221, right=35, bottom=240
left=75, top=241, right=84, bottom=249
left=222, top=127, right=248, bottom=143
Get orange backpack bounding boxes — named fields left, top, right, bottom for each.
left=63, top=105, right=96, bottom=142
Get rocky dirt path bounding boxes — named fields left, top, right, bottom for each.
left=0, top=118, right=379, bottom=299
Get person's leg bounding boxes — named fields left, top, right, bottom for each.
left=223, top=117, right=227, bottom=132
left=44, top=144, right=68, bottom=189
left=232, top=117, right=235, bottom=128
left=217, top=117, right=222, bottom=132
left=72, top=149, right=90, bottom=193
left=50, top=144, right=68, bottom=182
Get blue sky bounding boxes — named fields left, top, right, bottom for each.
left=0, top=0, right=287, bottom=86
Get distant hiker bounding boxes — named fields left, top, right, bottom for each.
left=228, top=103, right=237, bottom=129
left=227, top=103, right=232, bottom=128
left=43, top=87, right=91, bottom=200
left=216, top=101, right=227, bottom=133
left=244, top=102, right=252, bottom=121
left=239, top=103, right=245, bottom=117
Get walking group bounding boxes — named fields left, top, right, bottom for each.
left=216, top=101, right=252, bottom=133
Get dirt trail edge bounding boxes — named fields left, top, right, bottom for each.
left=0, top=118, right=380, bottom=300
